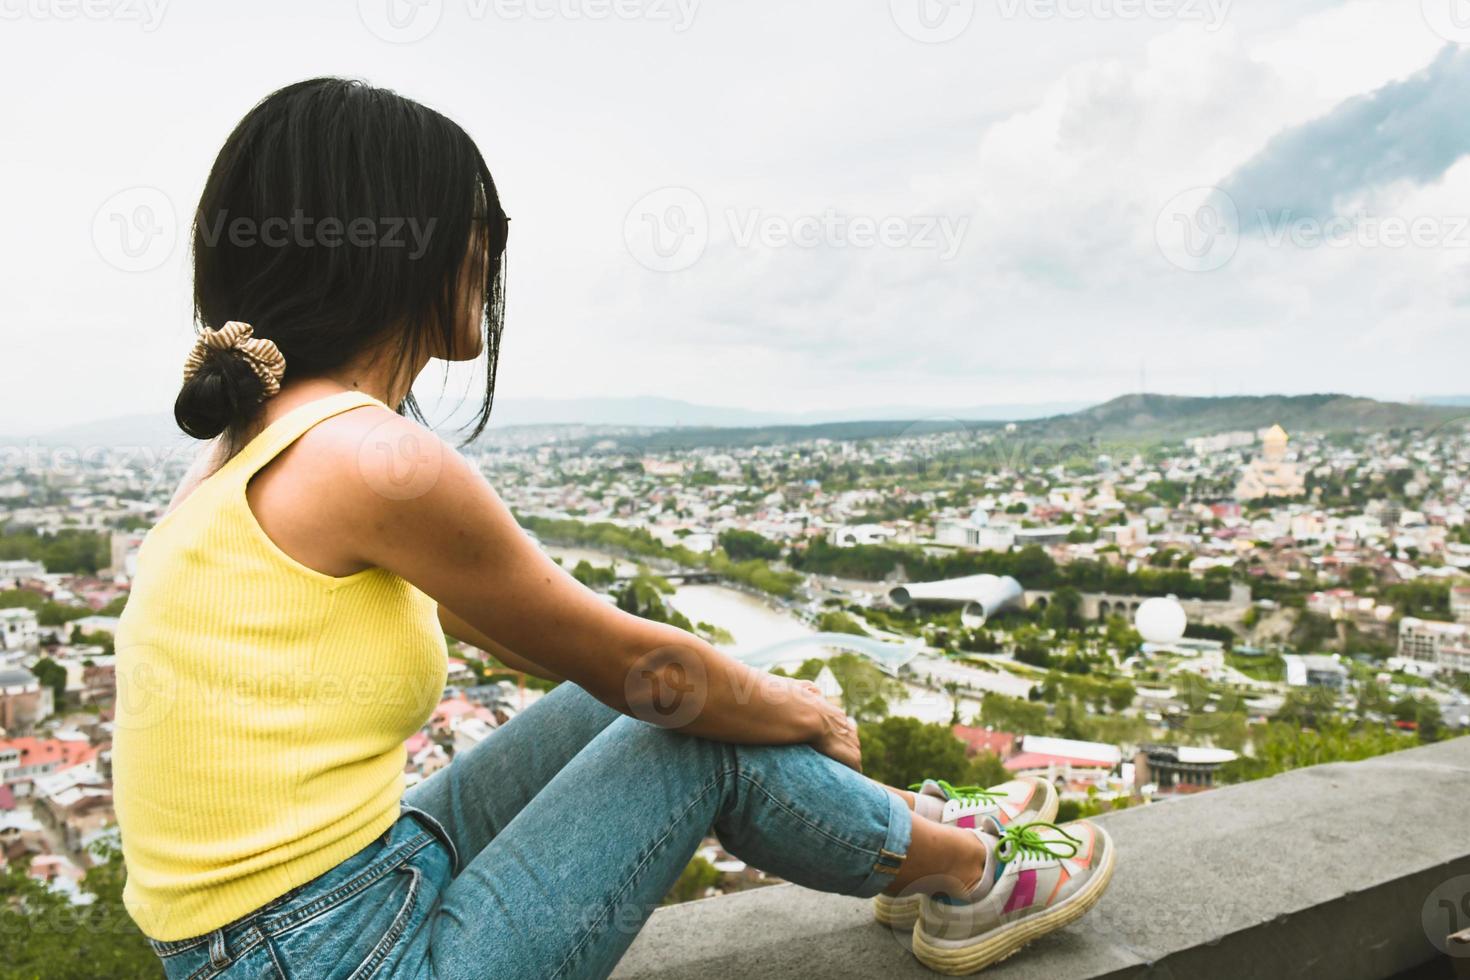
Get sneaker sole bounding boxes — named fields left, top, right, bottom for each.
left=910, top=823, right=1116, bottom=976
left=872, top=780, right=1061, bottom=932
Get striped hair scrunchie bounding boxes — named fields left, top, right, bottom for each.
left=182, top=321, right=286, bottom=397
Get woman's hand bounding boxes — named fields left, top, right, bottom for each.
left=793, top=680, right=862, bottom=772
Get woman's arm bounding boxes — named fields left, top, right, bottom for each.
left=438, top=604, right=564, bottom=682
left=336, top=411, right=858, bottom=767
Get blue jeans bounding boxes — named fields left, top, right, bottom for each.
left=147, top=684, right=912, bottom=979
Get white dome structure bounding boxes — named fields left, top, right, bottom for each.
left=1135, top=595, right=1187, bottom=644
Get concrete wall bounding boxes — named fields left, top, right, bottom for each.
left=613, top=736, right=1470, bottom=979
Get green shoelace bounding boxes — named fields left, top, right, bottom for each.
left=994, top=821, right=1084, bottom=865
left=909, top=779, right=1003, bottom=808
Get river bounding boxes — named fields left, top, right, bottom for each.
left=540, top=542, right=987, bottom=724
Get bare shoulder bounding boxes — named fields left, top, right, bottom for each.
left=279, top=405, right=460, bottom=510
left=247, top=405, right=468, bottom=576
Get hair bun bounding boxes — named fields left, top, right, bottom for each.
left=174, top=349, right=268, bottom=440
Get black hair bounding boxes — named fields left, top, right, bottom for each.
left=175, top=77, right=508, bottom=444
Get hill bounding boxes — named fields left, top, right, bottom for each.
left=1015, top=393, right=1461, bottom=443
left=580, top=393, right=1464, bottom=451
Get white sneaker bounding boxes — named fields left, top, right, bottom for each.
left=872, top=777, right=1058, bottom=930
left=912, top=820, right=1117, bottom=976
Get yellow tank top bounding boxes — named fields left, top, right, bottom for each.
left=113, top=391, right=447, bottom=941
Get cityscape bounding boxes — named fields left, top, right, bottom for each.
left=3, top=391, right=1469, bottom=968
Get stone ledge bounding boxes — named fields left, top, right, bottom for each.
left=613, top=737, right=1470, bottom=979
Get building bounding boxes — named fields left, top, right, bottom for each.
left=69, top=615, right=121, bottom=639
left=828, top=524, right=897, bottom=548
left=32, top=767, right=113, bottom=853
left=0, top=737, right=94, bottom=787
left=0, top=560, right=45, bottom=586
left=1307, top=589, right=1394, bottom=625
left=82, top=661, right=116, bottom=704
left=0, top=668, right=52, bottom=733
left=1004, top=735, right=1121, bottom=797
left=1236, top=425, right=1306, bottom=501
left=812, top=666, right=843, bottom=708
left=950, top=726, right=1017, bottom=760
left=1452, top=585, right=1470, bottom=625
left=1282, top=654, right=1349, bottom=691
left=934, top=508, right=1015, bottom=552
left=1134, top=745, right=1238, bottom=793
left=1012, top=527, right=1072, bottom=548
left=0, top=608, right=39, bottom=652
left=108, top=532, right=145, bottom=581
left=1398, top=618, right=1470, bottom=674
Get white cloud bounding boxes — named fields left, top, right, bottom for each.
left=2, top=0, right=1467, bottom=429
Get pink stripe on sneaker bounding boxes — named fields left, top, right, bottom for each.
left=1003, top=869, right=1038, bottom=913
left=956, top=814, right=976, bottom=829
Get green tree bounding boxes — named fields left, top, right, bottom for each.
left=978, top=693, right=1049, bottom=735
left=0, top=844, right=158, bottom=979
left=1042, top=587, right=1085, bottom=633
left=963, top=750, right=1009, bottom=788
left=717, top=529, right=782, bottom=562
left=859, top=717, right=970, bottom=788
left=0, top=589, right=43, bottom=610
left=815, top=611, right=868, bottom=637
left=664, top=856, right=722, bottom=904
left=30, top=657, right=67, bottom=708
left=792, top=654, right=902, bottom=722
left=569, top=560, right=616, bottom=589
left=1103, top=615, right=1142, bottom=656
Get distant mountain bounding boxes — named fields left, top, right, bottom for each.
left=472, top=396, right=1088, bottom=430
left=1015, top=393, right=1462, bottom=443
left=3, top=412, right=191, bottom=449
left=584, top=417, right=995, bottom=451
left=10, top=397, right=1088, bottom=446
left=11, top=392, right=1453, bottom=450
left=584, top=393, right=1466, bottom=451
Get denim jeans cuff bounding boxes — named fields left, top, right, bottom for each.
left=852, top=787, right=913, bottom=898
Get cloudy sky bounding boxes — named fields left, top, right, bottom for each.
left=3, top=0, right=1470, bottom=430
